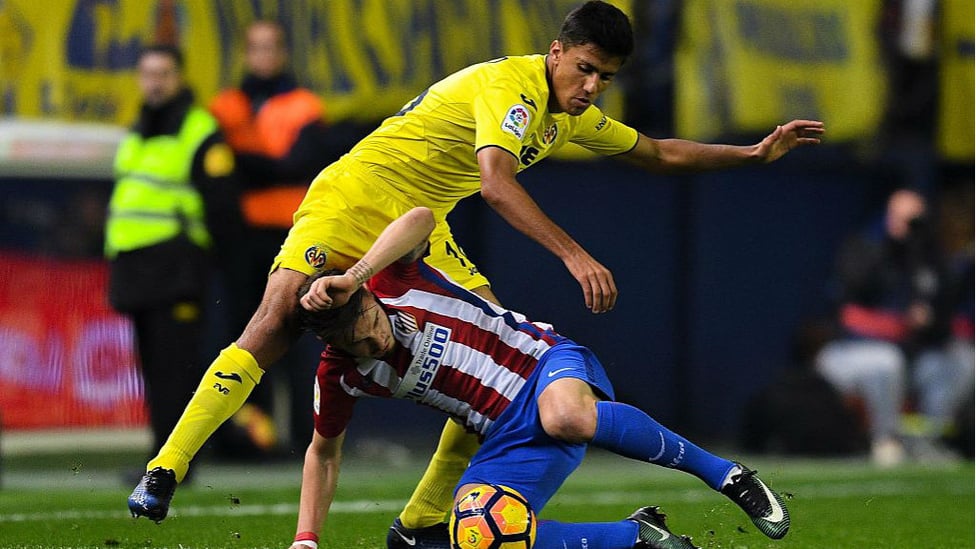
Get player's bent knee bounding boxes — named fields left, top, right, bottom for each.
left=539, top=409, right=595, bottom=443
left=451, top=484, right=536, bottom=549
left=538, top=382, right=598, bottom=443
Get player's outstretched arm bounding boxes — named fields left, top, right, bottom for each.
left=300, top=207, right=435, bottom=312
left=289, top=430, right=346, bottom=549
left=622, top=119, right=825, bottom=173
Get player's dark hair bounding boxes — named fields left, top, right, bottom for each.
left=139, top=44, right=185, bottom=70
left=558, top=1, right=634, bottom=60
left=295, top=269, right=368, bottom=343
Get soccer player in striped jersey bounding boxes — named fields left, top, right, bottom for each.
left=287, top=207, right=791, bottom=549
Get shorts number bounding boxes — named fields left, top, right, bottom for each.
left=444, top=241, right=467, bottom=267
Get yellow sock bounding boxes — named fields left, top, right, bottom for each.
left=399, top=419, right=480, bottom=528
left=148, top=343, right=264, bottom=482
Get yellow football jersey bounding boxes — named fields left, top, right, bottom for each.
left=283, top=54, right=639, bottom=287
left=344, top=54, right=639, bottom=215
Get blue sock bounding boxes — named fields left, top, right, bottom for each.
left=591, top=401, right=735, bottom=490
left=534, top=519, right=638, bottom=549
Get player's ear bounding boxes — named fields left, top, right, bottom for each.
left=548, top=39, right=562, bottom=58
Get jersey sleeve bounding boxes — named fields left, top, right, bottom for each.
left=313, top=351, right=358, bottom=438
left=569, top=106, right=639, bottom=156
left=369, top=258, right=423, bottom=298
left=472, top=85, right=536, bottom=159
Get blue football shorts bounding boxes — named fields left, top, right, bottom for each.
left=456, top=341, right=615, bottom=514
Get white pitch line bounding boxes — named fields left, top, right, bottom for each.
left=0, top=478, right=969, bottom=523
left=0, top=499, right=401, bottom=523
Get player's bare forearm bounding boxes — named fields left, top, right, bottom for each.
left=301, top=207, right=435, bottom=312
left=482, top=177, right=578, bottom=259
left=480, top=171, right=617, bottom=312
left=477, top=148, right=579, bottom=260
left=358, top=206, right=435, bottom=271
left=623, top=119, right=824, bottom=173
left=293, top=432, right=344, bottom=546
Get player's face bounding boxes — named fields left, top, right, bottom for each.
left=546, top=40, right=623, bottom=115
left=245, top=22, right=288, bottom=79
left=137, top=53, right=183, bottom=108
left=335, top=293, right=394, bottom=358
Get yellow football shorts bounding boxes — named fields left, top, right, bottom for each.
left=270, top=158, right=491, bottom=291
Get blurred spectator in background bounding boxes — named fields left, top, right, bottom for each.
left=104, top=44, right=242, bottom=478
left=816, top=188, right=972, bottom=466
left=209, top=19, right=334, bottom=458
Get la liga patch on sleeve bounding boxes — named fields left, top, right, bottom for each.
left=501, top=104, right=531, bottom=139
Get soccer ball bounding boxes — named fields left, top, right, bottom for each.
left=450, top=484, right=536, bottom=549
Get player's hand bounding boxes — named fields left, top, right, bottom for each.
left=301, top=273, right=360, bottom=312
left=755, top=119, right=824, bottom=163
left=564, top=252, right=617, bottom=313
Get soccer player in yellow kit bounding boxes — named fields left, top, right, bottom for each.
left=129, top=2, right=824, bottom=545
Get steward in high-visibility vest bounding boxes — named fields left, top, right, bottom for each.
left=106, top=104, right=217, bottom=258
left=106, top=45, right=241, bottom=472
left=105, top=87, right=240, bottom=312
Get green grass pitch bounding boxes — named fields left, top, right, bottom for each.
left=0, top=451, right=972, bottom=548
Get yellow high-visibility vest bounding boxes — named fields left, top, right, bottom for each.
left=105, top=106, right=216, bottom=258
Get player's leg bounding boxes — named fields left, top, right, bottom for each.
left=217, top=226, right=288, bottom=459
left=128, top=298, right=279, bottom=520
left=130, top=269, right=307, bottom=521
left=538, top=345, right=789, bottom=540
left=553, top=354, right=790, bottom=539
left=388, top=420, right=479, bottom=548
left=450, top=482, right=697, bottom=549
left=454, top=357, right=696, bottom=549
left=388, top=225, right=488, bottom=547
left=588, top=397, right=793, bottom=538
left=588, top=399, right=736, bottom=488
left=130, top=196, right=356, bottom=521
left=149, top=269, right=304, bottom=474
left=536, top=512, right=699, bottom=549
left=531, top=346, right=736, bottom=488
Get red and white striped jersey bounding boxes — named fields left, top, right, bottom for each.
left=314, top=258, right=565, bottom=438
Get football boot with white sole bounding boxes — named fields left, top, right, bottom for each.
left=720, top=463, right=791, bottom=539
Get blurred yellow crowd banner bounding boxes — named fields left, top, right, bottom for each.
left=0, top=1, right=222, bottom=125
left=0, top=0, right=628, bottom=127
left=937, top=0, right=975, bottom=161
left=675, top=0, right=886, bottom=142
